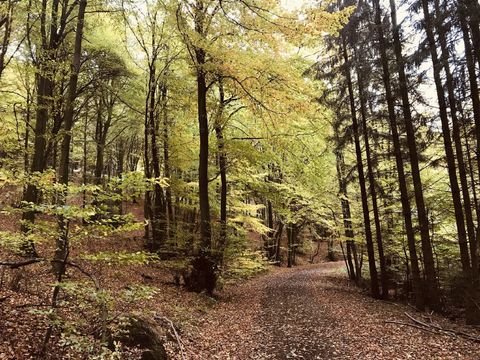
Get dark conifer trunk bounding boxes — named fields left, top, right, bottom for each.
left=433, top=0, right=480, bottom=323
left=372, top=0, right=440, bottom=308
left=459, top=6, right=480, bottom=209
left=388, top=0, right=433, bottom=310
left=435, top=0, right=478, bottom=275
left=420, top=0, right=478, bottom=322
left=342, top=36, right=380, bottom=299
left=355, top=48, right=388, bottom=298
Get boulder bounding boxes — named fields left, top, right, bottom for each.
left=120, top=315, right=168, bottom=360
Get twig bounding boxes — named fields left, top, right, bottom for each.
left=402, top=312, right=480, bottom=343
left=404, top=312, right=431, bottom=328
left=154, top=315, right=186, bottom=360
left=385, top=320, right=439, bottom=334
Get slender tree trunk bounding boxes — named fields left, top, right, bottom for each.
left=82, top=112, right=88, bottom=209
left=144, top=66, right=153, bottom=243
left=0, top=0, right=14, bottom=79
left=185, top=0, right=216, bottom=295
left=196, top=53, right=211, bottom=251
left=94, top=112, right=105, bottom=185
left=459, top=9, right=480, bottom=214
left=389, top=0, right=434, bottom=310
left=287, top=223, right=293, bottom=268
left=335, top=149, right=357, bottom=282
left=266, top=200, right=275, bottom=259
left=342, top=36, right=380, bottom=298
left=21, top=0, right=62, bottom=256
left=374, top=0, right=439, bottom=308
left=215, top=81, right=227, bottom=260
left=150, top=72, right=166, bottom=251
left=24, top=92, right=31, bottom=175
left=421, top=0, right=470, bottom=271
left=461, top=0, right=480, bottom=70
left=435, top=0, right=478, bottom=276
left=434, top=0, right=480, bottom=323
left=420, top=0, right=476, bottom=321
left=291, top=225, right=298, bottom=266
left=161, top=85, right=174, bottom=245
left=462, top=123, right=480, bottom=218
left=52, top=0, right=87, bottom=275
left=355, top=48, right=388, bottom=298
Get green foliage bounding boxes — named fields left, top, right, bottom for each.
left=222, top=250, right=269, bottom=281
left=82, top=251, right=159, bottom=266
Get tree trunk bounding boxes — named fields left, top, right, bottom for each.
left=82, top=112, right=88, bottom=209
left=341, top=35, right=380, bottom=299
left=186, top=0, right=216, bottom=294
left=421, top=0, right=475, bottom=321
left=52, top=0, right=87, bottom=275
left=144, top=67, right=152, bottom=242
left=335, top=149, right=357, bottom=282
left=434, top=0, right=480, bottom=323
left=21, top=0, right=64, bottom=256
left=388, top=0, right=434, bottom=310
left=287, top=223, right=293, bottom=268
left=196, top=51, right=211, bottom=251
left=0, top=0, right=14, bottom=79
left=459, top=7, right=480, bottom=218
left=150, top=70, right=166, bottom=251
left=275, top=221, right=284, bottom=264
left=161, top=85, right=174, bottom=246
left=266, top=200, right=275, bottom=259
left=215, top=81, right=227, bottom=261
left=355, top=47, right=388, bottom=298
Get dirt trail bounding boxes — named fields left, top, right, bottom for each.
left=181, top=262, right=480, bottom=359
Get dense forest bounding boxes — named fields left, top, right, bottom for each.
left=2, top=0, right=480, bottom=358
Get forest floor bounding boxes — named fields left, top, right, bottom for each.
left=2, top=198, right=480, bottom=359
left=178, top=261, right=480, bottom=360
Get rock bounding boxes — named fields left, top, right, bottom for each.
left=184, top=255, right=217, bottom=295
left=120, top=315, right=168, bottom=360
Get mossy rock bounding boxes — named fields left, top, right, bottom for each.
left=119, top=315, right=168, bottom=360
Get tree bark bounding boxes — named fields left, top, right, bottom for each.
left=335, top=148, right=357, bottom=282
left=0, top=0, right=14, bottom=79
left=215, top=80, right=228, bottom=261
left=420, top=0, right=476, bottom=321
left=20, top=0, right=62, bottom=257
left=459, top=6, right=480, bottom=216
left=355, top=46, right=388, bottom=298
left=53, top=0, right=87, bottom=275
left=342, top=35, right=380, bottom=299
left=389, top=0, right=434, bottom=310
left=161, top=85, right=174, bottom=245
left=434, top=0, right=480, bottom=323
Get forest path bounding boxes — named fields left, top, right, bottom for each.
left=181, top=262, right=480, bottom=359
